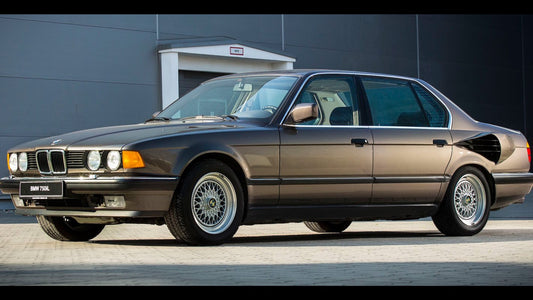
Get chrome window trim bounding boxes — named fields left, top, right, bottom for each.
left=285, top=124, right=451, bottom=131
left=279, top=71, right=453, bottom=130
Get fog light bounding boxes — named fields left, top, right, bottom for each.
left=12, top=195, right=24, bottom=207
left=104, top=195, right=125, bottom=208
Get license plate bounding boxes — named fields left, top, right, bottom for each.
left=19, top=181, right=64, bottom=199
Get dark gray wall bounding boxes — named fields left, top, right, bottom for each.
left=284, top=15, right=418, bottom=75
left=1, top=14, right=532, bottom=188
left=419, top=15, right=528, bottom=134
left=0, top=15, right=160, bottom=186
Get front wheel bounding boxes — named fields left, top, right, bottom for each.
left=432, top=167, right=491, bottom=236
left=165, top=159, right=244, bottom=246
left=36, top=215, right=105, bottom=241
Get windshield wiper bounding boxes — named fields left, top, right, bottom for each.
left=145, top=116, right=171, bottom=122
left=175, top=115, right=239, bottom=122
left=221, top=114, right=239, bottom=121
left=147, top=115, right=238, bottom=123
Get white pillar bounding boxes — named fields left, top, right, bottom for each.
left=160, top=51, right=179, bottom=109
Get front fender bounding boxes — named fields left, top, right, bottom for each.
left=174, top=141, right=250, bottom=178
left=125, top=127, right=280, bottom=181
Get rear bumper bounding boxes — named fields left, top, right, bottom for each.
left=492, top=172, right=533, bottom=209
left=493, top=172, right=533, bottom=184
left=0, top=176, right=179, bottom=218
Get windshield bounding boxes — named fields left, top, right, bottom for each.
left=156, top=75, right=299, bottom=123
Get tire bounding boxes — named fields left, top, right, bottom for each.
left=165, top=159, right=244, bottom=246
left=304, top=220, right=352, bottom=233
left=432, top=166, right=491, bottom=236
left=36, top=215, right=105, bottom=241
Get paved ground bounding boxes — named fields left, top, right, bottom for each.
left=1, top=193, right=532, bottom=286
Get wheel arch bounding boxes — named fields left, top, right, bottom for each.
left=177, top=152, right=249, bottom=221
left=450, top=163, right=496, bottom=206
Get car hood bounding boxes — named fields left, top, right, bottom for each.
left=11, top=120, right=247, bottom=151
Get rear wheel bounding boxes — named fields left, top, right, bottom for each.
left=304, top=220, right=352, bottom=233
left=36, top=215, right=105, bottom=241
left=432, top=166, right=491, bottom=236
left=165, top=159, right=244, bottom=246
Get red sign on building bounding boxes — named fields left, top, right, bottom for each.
left=229, top=46, right=244, bottom=56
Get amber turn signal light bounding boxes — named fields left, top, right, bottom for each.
left=122, top=150, right=145, bottom=169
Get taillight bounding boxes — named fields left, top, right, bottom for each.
left=527, top=143, right=531, bottom=163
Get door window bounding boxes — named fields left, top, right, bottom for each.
left=361, top=77, right=447, bottom=128
left=293, top=76, right=360, bottom=126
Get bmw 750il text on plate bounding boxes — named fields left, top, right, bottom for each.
left=2, top=70, right=533, bottom=245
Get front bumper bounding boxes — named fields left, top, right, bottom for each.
left=0, top=175, right=179, bottom=218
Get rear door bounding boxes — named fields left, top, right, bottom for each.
left=359, top=76, right=452, bottom=204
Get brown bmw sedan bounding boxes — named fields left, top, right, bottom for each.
left=2, top=70, right=532, bottom=245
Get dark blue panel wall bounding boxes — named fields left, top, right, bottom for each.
left=419, top=15, right=525, bottom=132
left=0, top=15, right=160, bottom=185
left=284, top=14, right=418, bottom=76
left=523, top=15, right=533, bottom=142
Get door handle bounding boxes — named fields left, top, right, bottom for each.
left=433, top=139, right=448, bottom=147
left=351, top=138, right=369, bottom=147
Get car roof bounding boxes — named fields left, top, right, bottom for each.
left=206, top=69, right=421, bottom=83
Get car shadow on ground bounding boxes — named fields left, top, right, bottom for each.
left=90, top=230, right=445, bottom=247
left=90, top=225, right=533, bottom=247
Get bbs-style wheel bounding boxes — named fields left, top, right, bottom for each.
left=165, top=159, right=244, bottom=246
left=432, top=166, right=491, bottom=236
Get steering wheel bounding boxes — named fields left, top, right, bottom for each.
left=261, top=105, right=278, bottom=115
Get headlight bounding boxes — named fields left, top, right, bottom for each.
left=106, top=151, right=121, bottom=171
left=87, top=150, right=101, bottom=171
left=8, top=153, right=18, bottom=172
left=18, top=152, right=28, bottom=172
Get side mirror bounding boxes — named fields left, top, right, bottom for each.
left=287, top=103, right=318, bottom=124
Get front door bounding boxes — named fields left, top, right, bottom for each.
left=279, top=75, right=373, bottom=206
